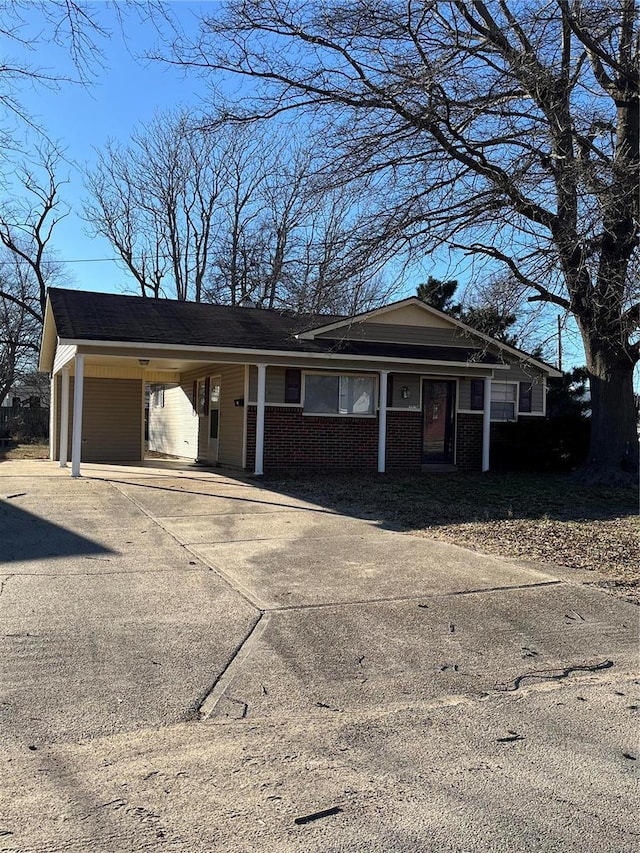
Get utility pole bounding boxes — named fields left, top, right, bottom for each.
left=557, top=314, right=563, bottom=371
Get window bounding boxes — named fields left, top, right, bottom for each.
left=150, top=385, right=164, bottom=409
left=303, top=374, right=375, bottom=415
left=490, top=383, right=517, bottom=421
left=519, top=382, right=533, bottom=413
left=470, top=379, right=484, bottom=411
left=284, top=368, right=301, bottom=404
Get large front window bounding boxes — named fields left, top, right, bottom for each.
left=303, top=374, right=376, bottom=415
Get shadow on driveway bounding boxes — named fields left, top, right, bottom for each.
left=0, top=500, right=114, bottom=564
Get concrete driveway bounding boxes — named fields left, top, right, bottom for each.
left=0, top=460, right=637, bottom=852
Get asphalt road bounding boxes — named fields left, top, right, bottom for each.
left=0, top=460, right=637, bottom=852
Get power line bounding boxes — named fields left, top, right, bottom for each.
left=0, top=257, right=121, bottom=265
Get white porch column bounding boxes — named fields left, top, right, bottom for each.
left=59, top=366, right=70, bottom=467
left=49, top=375, right=56, bottom=461
left=378, top=370, right=389, bottom=473
left=254, top=363, right=267, bottom=476
left=482, top=376, right=491, bottom=472
left=71, top=355, right=84, bottom=478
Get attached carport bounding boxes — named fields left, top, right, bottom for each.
left=42, top=338, right=229, bottom=477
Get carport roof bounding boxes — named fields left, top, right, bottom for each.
left=44, top=287, right=506, bottom=367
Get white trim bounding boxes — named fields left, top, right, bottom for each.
left=57, top=337, right=513, bottom=371
left=457, top=409, right=484, bottom=415
left=140, top=380, right=146, bottom=461
left=301, top=412, right=377, bottom=418
left=246, top=401, right=303, bottom=408
left=378, top=371, right=388, bottom=473
left=490, top=380, right=519, bottom=422
left=49, top=375, right=56, bottom=461
left=59, top=366, right=70, bottom=468
left=482, top=377, right=491, bottom=472
left=254, top=363, right=266, bottom=476
left=71, top=354, right=84, bottom=477
left=301, top=370, right=378, bottom=416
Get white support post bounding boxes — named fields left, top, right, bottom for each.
left=71, top=355, right=84, bottom=478
left=254, top=363, right=267, bottom=476
left=482, top=376, right=491, bottom=472
left=49, top=375, right=56, bottom=461
left=59, top=366, right=70, bottom=467
left=378, top=370, right=388, bottom=473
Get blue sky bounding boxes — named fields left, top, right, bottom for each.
left=2, top=1, right=593, bottom=372
left=6, top=3, right=209, bottom=294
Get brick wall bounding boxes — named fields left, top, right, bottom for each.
left=246, top=406, right=378, bottom=471
left=247, top=405, right=489, bottom=473
left=386, top=410, right=423, bottom=471
left=456, top=412, right=483, bottom=470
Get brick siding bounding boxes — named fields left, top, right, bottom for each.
left=246, top=406, right=484, bottom=473
left=456, top=412, right=483, bottom=470
left=386, top=410, right=423, bottom=472
left=246, top=406, right=378, bottom=471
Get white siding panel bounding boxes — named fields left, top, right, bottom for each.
left=148, top=383, right=198, bottom=458
left=53, top=344, right=76, bottom=374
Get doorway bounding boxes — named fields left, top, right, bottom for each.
left=207, top=379, right=221, bottom=463
left=422, top=379, right=456, bottom=464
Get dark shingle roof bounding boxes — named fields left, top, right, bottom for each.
left=47, top=288, right=500, bottom=364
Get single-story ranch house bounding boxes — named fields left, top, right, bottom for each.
left=39, top=288, right=561, bottom=477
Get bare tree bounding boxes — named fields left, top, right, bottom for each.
left=0, top=257, right=42, bottom=408
left=164, top=0, right=640, bottom=482
left=84, top=110, right=223, bottom=301
left=0, top=146, right=68, bottom=405
left=0, top=144, right=67, bottom=320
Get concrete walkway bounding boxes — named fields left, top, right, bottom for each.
left=0, top=460, right=637, bottom=852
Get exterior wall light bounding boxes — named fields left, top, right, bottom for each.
left=139, top=359, right=150, bottom=366
left=401, top=386, right=410, bottom=399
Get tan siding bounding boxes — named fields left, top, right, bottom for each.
left=84, top=364, right=176, bottom=381
left=148, top=383, right=198, bottom=458
left=56, top=378, right=143, bottom=462
left=389, top=373, right=421, bottom=409
left=371, top=304, right=452, bottom=327
left=317, top=322, right=487, bottom=349
left=82, top=378, right=143, bottom=461
left=248, top=365, right=289, bottom=403
left=458, top=378, right=472, bottom=411
left=504, top=361, right=545, bottom=382
left=179, top=364, right=221, bottom=385
left=218, top=364, right=245, bottom=467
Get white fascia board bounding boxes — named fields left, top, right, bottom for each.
left=297, top=295, right=562, bottom=378
left=38, top=299, right=57, bottom=372
left=62, top=337, right=511, bottom=371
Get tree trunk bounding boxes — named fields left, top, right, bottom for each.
left=576, top=340, right=638, bottom=485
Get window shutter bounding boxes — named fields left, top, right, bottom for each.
left=470, top=379, right=484, bottom=410
left=519, top=382, right=533, bottom=413
left=284, top=368, right=301, bottom=403
left=386, top=374, right=394, bottom=408
left=204, top=378, right=211, bottom=417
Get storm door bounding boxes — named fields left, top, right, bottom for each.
left=422, top=380, right=456, bottom=464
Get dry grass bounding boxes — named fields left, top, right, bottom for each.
left=1, top=442, right=49, bottom=460
left=267, top=471, right=639, bottom=603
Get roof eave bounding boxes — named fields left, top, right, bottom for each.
left=58, top=336, right=509, bottom=370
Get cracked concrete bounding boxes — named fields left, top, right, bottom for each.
left=0, top=459, right=638, bottom=852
